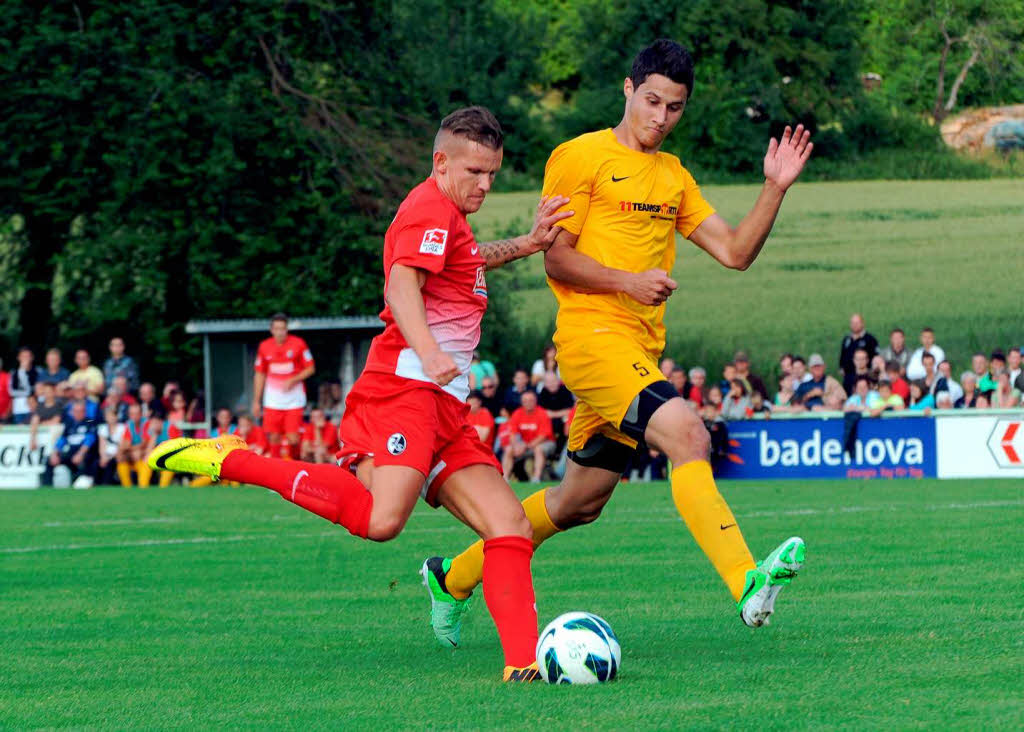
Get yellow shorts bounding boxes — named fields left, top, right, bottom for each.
left=556, top=333, right=664, bottom=452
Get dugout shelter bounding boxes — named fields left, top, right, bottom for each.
left=186, top=316, right=382, bottom=429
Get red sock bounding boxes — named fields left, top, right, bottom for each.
left=220, top=450, right=372, bottom=538
left=482, top=535, right=538, bottom=668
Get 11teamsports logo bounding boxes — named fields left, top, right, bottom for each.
left=419, top=228, right=448, bottom=255
left=987, top=420, right=1023, bottom=468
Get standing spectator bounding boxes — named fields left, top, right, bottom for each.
left=659, top=357, right=676, bottom=379
left=28, top=381, right=65, bottom=451
left=1007, top=347, right=1023, bottom=391
left=478, top=376, right=503, bottom=419
left=41, top=400, right=98, bottom=487
left=969, top=353, right=989, bottom=384
left=668, top=366, right=688, bottom=397
left=165, top=390, right=190, bottom=427
left=797, top=354, right=847, bottom=411
left=920, top=353, right=943, bottom=394
left=718, top=362, right=737, bottom=396
left=9, top=347, right=39, bottom=425
left=63, top=382, right=100, bottom=421
left=839, top=313, right=879, bottom=384
left=0, top=357, right=9, bottom=422
left=161, top=380, right=180, bottom=412
left=465, top=390, right=496, bottom=446
left=788, top=356, right=811, bottom=390
left=101, top=375, right=138, bottom=422
left=842, top=349, right=872, bottom=396
left=870, top=378, right=905, bottom=415
left=137, top=382, right=165, bottom=419
left=980, top=351, right=1006, bottom=394
left=316, top=382, right=343, bottom=424
left=299, top=407, right=340, bottom=463
left=529, top=345, right=557, bottom=387
left=138, top=414, right=182, bottom=488
left=536, top=371, right=574, bottom=450
left=209, top=407, right=237, bottom=438
left=993, top=372, right=1022, bottom=408
left=38, top=348, right=70, bottom=385
left=733, top=351, right=768, bottom=399
left=124, top=402, right=147, bottom=482
left=70, top=349, right=105, bottom=398
left=878, top=328, right=909, bottom=373
left=103, top=337, right=140, bottom=392
left=907, top=380, right=935, bottom=412
left=885, top=361, right=911, bottom=403
left=843, top=376, right=880, bottom=413
left=749, top=391, right=771, bottom=415
left=502, top=367, right=530, bottom=415
left=470, top=351, right=499, bottom=390
left=906, top=328, right=945, bottom=381
left=687, top=367, right=706, bottom=407
left=251, top=313, right=315, bottom=459
left=956, top=373, right=979, bottom=409
left=778, top=353, right=794, bottom=381
left=236, top=414, right=269, bottom=455
left=936, top=360, right=964, bottom=405
left=721, top=379, right=752, bottom=421
left=502, top=390, right=555, bottom=483
left=705, top=384, right=724, bottom=414
left=774, top=375, right=798, bottom=413
left=97, top=406, right=131, bottom=486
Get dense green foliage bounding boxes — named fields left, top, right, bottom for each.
left=1, top=1, right=1021, bottom=384
left=2, top=479, right=1021, bottom=727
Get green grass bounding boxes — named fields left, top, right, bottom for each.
left=470, top=178, right=1023, bottom=380
left=2, top=480, right=1022, bottom=729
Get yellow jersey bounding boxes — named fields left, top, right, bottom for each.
left=542, top=128, right=715, bottom=355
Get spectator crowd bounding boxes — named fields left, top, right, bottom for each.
left=3, top=312, right=1021, bottom=487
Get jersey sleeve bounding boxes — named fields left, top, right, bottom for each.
left=537, top=409, right=554, bottom=441
left=254, top=342, right=268, bottom=373
left=675, top=166, right=716, bottom=237
left=541, top=140, right=595, bottom=237
left=390, top=206, right=454, bottom=274
left=297, top=338, right=315, bottom=369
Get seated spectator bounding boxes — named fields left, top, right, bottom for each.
left=465, top=390, right=496, bottom=446
left=659, top=357, right=676, bottom=379
left=993, top=372, right=1022, bottom=408
left=907, top=380, right=935, bottom=412
left=502, top=367, right=530, bottom=416
left=8, top=346, right=38, bottom=425
left=885, top=360, right=910, bottom=402
left=956, top=372, right=978, bottom=409
left=161, top=380, right=181, bottom=412
left=906, top=327, right=945, bottom=381
left=721, top=379, right=752, bottom=421
left=773, top=375, right=798, bottom=413
left=936, top=360, right=964, bottom=404
left=317, top=382, right=344, bottom=424
left=668, top=366, right=688, bottom=398
left=733, top=351, right=768, bottom=400
left=63, top=382, right=100, bottom=422
left=980, top=351, right=1006, bottom=393
left=529, top=345, right=556, bottom=387
left=844, top=376, right=881, bottom=413
left=778, top=353, right=794, bottom=381
left=718, top=362, right=737, bottom=396
left=870, top=378, right=905, bottom=416
left=103, top=337, right=140, bottom=392
left=0, top=357, right=9, bottom=422
left=70, top=349, right=105, bottom=398
left=975, top=393, right=991, bottom=409
left=788, top=355, right=811, bottom=390
left=797, top=354, right=847, bottom=411
left=299, top=408, right=340, bottom=463
left=502, top=390, right=555, bottom=483
left=705, top=384, right=724, bottom=414
left=165, top=390, right=190, bottom=427
left=97, top=406, right=132, bottom=486
left=934, top=391, right=954, bottom=410
left=479, top=376, right=503, bottom=418
left=749, top=390, right=771, bottom=415
left=471, top=351, right=499, bottom=390
left=700, top=400, right=729, bottom=463
left=139, top=414, right=181, bottom=488
left=38, top=348, right=70, bottom=385
left=209, top=408, right=237, bottom=438
left=41, top=400, right=98, bottom=488
left=842, top=348, right=871, bottom=395
left=29, top=382, right=66, bottom=450
left=869, top=354, right=887, bottom=380
left=138, top=382, right=166, bottom=419
left=124, top=403, right=148, bottom=482
left=536, top=371, right=574, bottom=450
left=101, top=375, right=138, bottom=422
left=1008, top=347, right=1023, bottom=390
left=878, top=328, right=909, bottom=373
left=236, top=414, right=268, bottom=455
left=686, top=367, right=706, bottom=407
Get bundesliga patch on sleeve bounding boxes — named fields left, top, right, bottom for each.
left=419, top=228, right=448, bottom=255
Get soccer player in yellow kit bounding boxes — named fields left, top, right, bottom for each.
left=422, top=39, right=812, bottom=644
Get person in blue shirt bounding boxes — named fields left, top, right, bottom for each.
left=42, top=400, right=98, bottom=486
left=908, top=380, right=936, bottom=412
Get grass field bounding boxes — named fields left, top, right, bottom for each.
left=471, top=178, right=1023, bottom=379
left=3, top=479, right=1022, bottom=729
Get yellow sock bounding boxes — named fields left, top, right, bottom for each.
left=136, top=460, right=152, bottom=487
left=116, top=462, right=133, bottom=487
left=158, top=470, right=174, bottom=488
left=190, top=475, right=213, bottom=488
left=446, top=489, right=562, bottom=599
left=670, top=460, right=756, bottom=601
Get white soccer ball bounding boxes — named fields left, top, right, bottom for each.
left=536, top=611, right=621, bottom=684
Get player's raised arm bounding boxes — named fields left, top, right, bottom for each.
left=477, top=194, right=574, bottom=270
left=688, top=124, right=813, bottom=270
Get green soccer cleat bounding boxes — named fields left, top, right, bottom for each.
left=738, top=536, right=805, bottom=628
left=420, top=557, right=473, bottom=648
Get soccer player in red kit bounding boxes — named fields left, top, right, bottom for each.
left=252, top=314, right=315, bottom=459
left=150, top=106, right=573, bottom=682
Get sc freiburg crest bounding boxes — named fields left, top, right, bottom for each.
left=387, top=433, right=407, bottom=456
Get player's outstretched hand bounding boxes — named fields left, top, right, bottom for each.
left=764, top=124, right=813, bottom=191
left=623, top=269, right=678, bottom=306
left=525, top=195, right=574, bottom=255
left=422, top=349, right=461, bottom=387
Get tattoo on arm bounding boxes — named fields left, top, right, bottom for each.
left=478, top=237, right=525, bottom=269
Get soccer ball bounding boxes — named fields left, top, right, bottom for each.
left=536, top=611, right=621, bottom=684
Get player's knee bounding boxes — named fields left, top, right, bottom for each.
left=509, top=511, right=533, bottom=540
left=366, top=513, right=407, bottom=542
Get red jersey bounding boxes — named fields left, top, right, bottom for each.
left=255, top=335, right=314, bottom=410
left=362, top=177, right=487, bottom=402
left=506, top=406, right=554, bottom=444
left=299, top=421, right=340, bottom=451
left=465, top=407, right=495, bottom=445
left=239, top=425, right=268, bottom=453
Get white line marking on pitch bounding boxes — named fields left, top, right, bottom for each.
left=42, top=517, right=183, bottom=528
left=620, top=498, right=1024, bottom=521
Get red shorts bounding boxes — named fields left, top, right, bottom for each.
left=337, top=373, right=501, bottom=507
left=262, top=407, right=304, bottom=436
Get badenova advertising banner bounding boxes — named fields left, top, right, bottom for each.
left=716, top=417, right=937, bottom=480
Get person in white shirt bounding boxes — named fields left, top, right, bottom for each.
left=905, top=327, right=946, bottom=381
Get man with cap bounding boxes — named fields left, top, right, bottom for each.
left=733, top=350, right=768, bottom=400
left=795, top=354, right=847, bottom=411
